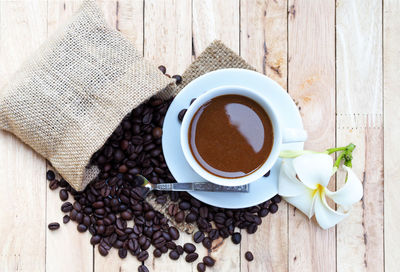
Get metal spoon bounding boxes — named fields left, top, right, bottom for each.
left=136, top=175, right=249, bottom=198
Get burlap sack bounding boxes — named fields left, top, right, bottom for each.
left=0, top=1, right=174, bottom=191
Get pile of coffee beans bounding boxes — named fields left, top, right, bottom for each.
left=46, top=68, right=280, bottom=272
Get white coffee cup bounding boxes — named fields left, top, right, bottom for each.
left=180, top=85, right=307, bottom=187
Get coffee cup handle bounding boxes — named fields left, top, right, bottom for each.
left=282, top=128, right=308, bottom=143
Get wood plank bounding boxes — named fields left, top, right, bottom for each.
left=287, top=0, right=336, bottom=271
left=0, top=1, right=47, bottom=271
left=144, top=0, right=192, bottom=271
left=240, top=0, right=288, bottom=271
left=192, top=1, right=241, bottom=271
left=93, top=0, right=145, bottom=271
left=144, top=0, right=192, bottom=76
left=336, top=1, right=384, bottom=271
left=192, top=0, right=239, bottom=56
left=46, top=2, right=94, bottom=272
left=384, top=0, right=400, bottom=271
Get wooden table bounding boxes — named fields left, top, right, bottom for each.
left=0, top=0, right=398, bottom=271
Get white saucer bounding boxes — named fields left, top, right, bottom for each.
left=162, top=69, right=304, bottom=208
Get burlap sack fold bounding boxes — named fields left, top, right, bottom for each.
left=0, top=1, right=174, bottom=191
left=148, top=40, right=257, bottom=233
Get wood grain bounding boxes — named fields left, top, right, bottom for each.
left=0, top=1, right=47, bottom=271
left=287, top=0, right=336, bottom=271
left=144, top=0, right=192, bottom=76
left=336, top=1, right=383, bottom=271
left=240, top=0, right=288, bottom=271
left=384, top=0, right=400, bottom=271
left=144, top=0, right=192, bottom=271
left=192, top=1, right=241, bottom=271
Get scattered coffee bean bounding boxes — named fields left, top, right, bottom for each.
left=190, top=98, right=196, bottom=105
left=138, top=265, right=149, bottom=272
left=118, top=248, right=127, bottom=258
left=172, top=75, right=182, bottom=84
left=169, top=250, right=180, bottom=260
left=137, top=250, right=149, bottom=261
left=269, top=203, right=279, bottom=213
left=59, top=189, right=68, bottom=201
left=158, top=65, right=166, bottom=74
left=272, top=195, right=281, bottom=203
left=63, top=215, right=70, bottom=224
left=245, top=251, right=254, bottom=261
left=46, top=170, right=55, bottom=181
left=197, top=262, right=206, bottom=272
left=77, top=224, right=88, bottom=232
left=264, top=170, right=271, bottom=177
left=168, top=226, right=180, bottom=240
left=202, top=237, right=212, bottom=249
left=231, top=232, right=241, bottom=244
left=178, top=109, right=187, bottom=122
left=203, top=256, right=215, bottom=267
left=176, top=245, right=184, bottom=255
left=48, top=222, right=60, bottom=230
left=61, top=202, right=73, bottom=212
left=185, top=252, right=199, bottom=263
left=153, top=248, right=162, bottom=257
left=193, top=231, right=205, bottom=243
left=183, top=243, right=196, bottom=253
left=98, top=245, right=108, bottom=256
left=49, top=180, right=59, bottom=190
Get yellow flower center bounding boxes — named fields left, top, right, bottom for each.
left=312, top=184, right=325, bottom=198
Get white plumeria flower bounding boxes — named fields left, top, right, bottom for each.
left=278, top=153, right=363, bottom=229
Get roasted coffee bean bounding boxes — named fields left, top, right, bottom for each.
left=209, top=229, right=219, bottom=240
left=197, top=262, right=206, bottom=272
left=121, top=211, right=133, bottom=220
left=272, top=195, right=281, bottom=203
left=190, top=98, right=197, bottom=105
left=246, top=223, right=257, bottom=234
left=269, top=203, right=278, bottom=213
left=183, top=243, right=196, bottom=253
left=46, top=170, right=55, bottom=181
left=258, top=208, right=269, bottom=217
left=199, top=206, right=208, bottom=218
left=165, top=241, right=176, bottom=249
left=137, top=250, right=149, bottom=262
left=73, top=202, right=82, bottom=212
left=118, top=248, right=127, bottom=258
left=49, top=180, right=59, bottom=190
left=179, top=201, right=191, bottom=210
left=168, top=226, right=180, bottom=240
left=203, top=256, right=215, bottom=267
left=138, top=265, right=149, bottom=272
left=158, top=65, right=166, bottom=74
left=176, top=245, right=184, bottom=255
left=48, top=222, right=60, bottom=230
left=202, top=237, right=212, bottom=249
left=264, top=170, right=271, bottom=177
left=231, top=232, right=241, bottom=244
left=98, top=245, right=108, bottom=256
left=63, top=215, right=70, bottom=224
left=153, top=248, right=162, bottom=257
left=185, top=252, right=199, bottom=263
left=175, top=211, right=185, bottom=223
left=77, top=224, right=88, bottom=232
left=61, top=202, right=73, bottom=212
left=169, top=250, right=180, bottom=260
left=172, top=75, right=182, bottom=84
left=185, top=212, right=197, bottom=223
left=193, top=231, right=205, bottom=243
left=178, top=109, right=187, bottom=122
left=59, top=189, right=68, bottom=201
left=152, top=127, right=163, bottom=139
left=90, top=235, right=101, bottom=245
left=245, top=251, right=254, bottom=261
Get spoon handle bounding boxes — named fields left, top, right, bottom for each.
left=154, top=182, right=249, bottom=193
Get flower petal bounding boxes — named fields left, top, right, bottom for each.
left=278, top=159, right=309, bottom=197
left=283, top=188, right=317, bottom=218
left=293, top=154, right=333, bottom=188
left=325, top=166, right=363, bottom=211
left=314, top=191, right=349, bottom=229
